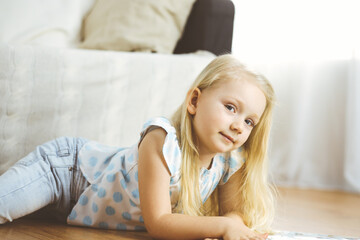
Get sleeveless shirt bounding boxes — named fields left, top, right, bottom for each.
left=67, top=117, right=245, bottom=230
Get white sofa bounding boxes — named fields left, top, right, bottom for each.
left=0, top=45, right=214, bottom=173
left=0, top=0, right=235, bottom=173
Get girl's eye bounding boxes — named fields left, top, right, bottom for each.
left=245, top=119, right=255, bottom=127
left=225, top=104, right=236, bottom=113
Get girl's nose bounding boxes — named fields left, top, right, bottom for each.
left=230, top=119, right=243, bottom=134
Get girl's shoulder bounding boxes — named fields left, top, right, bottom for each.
left=139, top=117, right=181, bottom=176
left=140, top=117, right=176, bottom=135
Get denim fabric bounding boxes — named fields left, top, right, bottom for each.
left=0, top=137, right=89, bottom=224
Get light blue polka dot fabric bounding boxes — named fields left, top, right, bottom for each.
left=67, top=117, right=245, bottom=230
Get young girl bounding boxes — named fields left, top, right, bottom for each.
left=0, top=54, right=275, bottom=240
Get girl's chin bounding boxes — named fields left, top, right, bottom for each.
left=213, top=145, right=234, bottom=154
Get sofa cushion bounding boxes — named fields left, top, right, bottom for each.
left=80, top=0, right=195, bottom=53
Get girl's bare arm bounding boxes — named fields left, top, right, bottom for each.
left=218, top=170, right=268, bottom=239
left=138, top=128, right=229, bottom=239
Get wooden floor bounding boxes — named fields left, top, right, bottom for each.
left=272, top=187, right=360, bottom=238
left=0, top=187, right=359, bottom=239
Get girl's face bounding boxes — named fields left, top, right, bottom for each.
left=187, top=78, right=266, bottom=158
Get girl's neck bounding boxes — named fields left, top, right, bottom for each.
left=199, top=154, right=215, bottom=170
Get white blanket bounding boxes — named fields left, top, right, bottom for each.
left=0, top=44, right=214, bottom=173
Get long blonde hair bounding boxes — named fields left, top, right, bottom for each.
left=171, top=54, right=276, bottom=232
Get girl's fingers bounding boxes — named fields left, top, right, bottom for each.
left=204, top=233, right=268, bottom=240
left=261, top=233, right=269, bottom=239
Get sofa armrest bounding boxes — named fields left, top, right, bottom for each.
left=174, top=0, right=235, bottom=56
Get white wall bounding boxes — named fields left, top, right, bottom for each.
left=231, top=0, right=360, bottom=192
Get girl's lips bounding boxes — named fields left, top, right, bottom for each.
left=220, top=132, right=235, bottom=143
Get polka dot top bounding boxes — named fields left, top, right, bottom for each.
left=67, top=117, right=245, bottom=231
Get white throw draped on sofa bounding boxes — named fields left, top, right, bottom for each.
left=0, top=44, right=214, bottom=173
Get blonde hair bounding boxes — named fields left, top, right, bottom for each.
left=171, top=54, right=276, bottom=232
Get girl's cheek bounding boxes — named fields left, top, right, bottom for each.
left=240, top=133, right=251, bottom=145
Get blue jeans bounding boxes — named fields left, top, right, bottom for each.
left=0, top=137, right=90, bottom=224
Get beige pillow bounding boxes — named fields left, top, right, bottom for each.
left=80, top=0, right=195, bottom=53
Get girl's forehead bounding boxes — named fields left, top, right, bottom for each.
left=207, top=78, right=257, bottom=93
left=205, top=78, right=267, bottom=114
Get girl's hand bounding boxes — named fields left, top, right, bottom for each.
left=204, top=233, right=268, bottom=240
left=221, top=213, right=269, bottom=240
